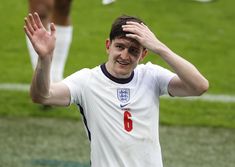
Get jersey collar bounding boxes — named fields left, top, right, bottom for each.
left=100, top=63, right=134, bottom=84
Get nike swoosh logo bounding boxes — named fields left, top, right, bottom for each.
left=120, top=103, right=129, bottom=108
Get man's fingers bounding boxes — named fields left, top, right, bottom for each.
left=125, top=33, right=141, bottom=41
left=33, top=12, right=44, bottom=29
left=50, top=23, right=56, bottom=37
left=24, top=26, right=33, bottom=41
left=123, top=22, right=149, bottom=34
left=126, top=21, right=145, bottom=28
left=28, top=13, right=38, bottom=31
left=141, top=22, right=148, bottom=28
left=24, top=17, right=34, bottom=35
left=122, top=26, right=141, bottom=36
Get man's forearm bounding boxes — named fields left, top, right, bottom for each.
left=156, top=45, right=209, bottom=95
left=30, top=57, right=52, bottom=104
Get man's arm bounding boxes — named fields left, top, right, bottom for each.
left=154, top=46, right=209, bottom=97
left=24, top=12, right=70, bottom=106
left=30, top=58, right=70, bottom=106
left=122, top=21, right=209, bottom=97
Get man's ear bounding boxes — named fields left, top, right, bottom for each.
left=139, top=49, right=148, bottom=62
left=105, top=39, right=111, bottom=54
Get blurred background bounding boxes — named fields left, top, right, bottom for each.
left=0, top=0, right=234, bottom=166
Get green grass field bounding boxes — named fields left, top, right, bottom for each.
left=1, top=118, right=234, bottom=167
left=0, top=0, right=235, bottom=166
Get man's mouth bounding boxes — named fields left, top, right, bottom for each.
left=117, top=60, right=130, bottom=65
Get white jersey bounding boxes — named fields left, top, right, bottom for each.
left=63, top=62, right=176, bottom=167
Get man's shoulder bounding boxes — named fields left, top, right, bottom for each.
left=136, top=62, right=162, bottom=71
left=63, top=65, right=101, bottom=89
left=72, top=65, right=100, bottom=76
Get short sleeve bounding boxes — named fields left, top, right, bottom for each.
left=62, top=68, right=91, bottom=105
left=146, top=62, right=176, bottom=96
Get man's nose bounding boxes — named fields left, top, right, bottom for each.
left=120, top=48, right=129, bottom=59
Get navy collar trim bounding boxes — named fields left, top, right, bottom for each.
left=100, top=63, right=134, bottom=84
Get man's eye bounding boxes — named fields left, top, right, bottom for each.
left=116, top=45, right=124, bottom=49
left=129, top=48, right=140, bottom=56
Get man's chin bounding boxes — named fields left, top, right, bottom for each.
left=115, top=69, right=132, bottom=78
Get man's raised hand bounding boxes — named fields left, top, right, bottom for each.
left=122, top=21, right=165, bottom=54
left=24, top=12, right=56, bottom=59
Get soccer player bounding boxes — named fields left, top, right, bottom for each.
left=26, top=0, right=73, bottom=82
left=24, top=13, right=209, bottom=167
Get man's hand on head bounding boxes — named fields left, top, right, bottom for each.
left=122, top=21, right=165, bottom=54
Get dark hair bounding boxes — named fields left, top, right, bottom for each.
left=109, top=15, right=144, bottom=41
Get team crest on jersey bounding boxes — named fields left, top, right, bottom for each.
left=117, top=88, right=130, bottom=103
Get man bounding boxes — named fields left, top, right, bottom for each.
left=24, top=13, right=209, bottom=167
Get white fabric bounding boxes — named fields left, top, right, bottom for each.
left=26, top=25, right=73, bottom=82
left=102, top=0, right=115, bottom=5
left=63, top=62, right=176, bottom=167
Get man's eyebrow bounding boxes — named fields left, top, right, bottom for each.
left=114, top=41, right=129, bottom=47
left=115, top=42, right=125, bottom=45
left=130, top=45, right=141, bottom=49
left=114, top=39, right=142, bottom=48
left=116, top=42, right=142, bottom=51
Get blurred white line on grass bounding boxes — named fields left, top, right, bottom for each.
left=193, top=0, right=213, bottom=3
left=0, top=83, right=29, bottom=92
left=0, top=83, right=235, bottom=103
left=162, top=94, right=235, bottom=103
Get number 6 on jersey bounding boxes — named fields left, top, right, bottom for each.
left=124, top=111, right=133, bottom=132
